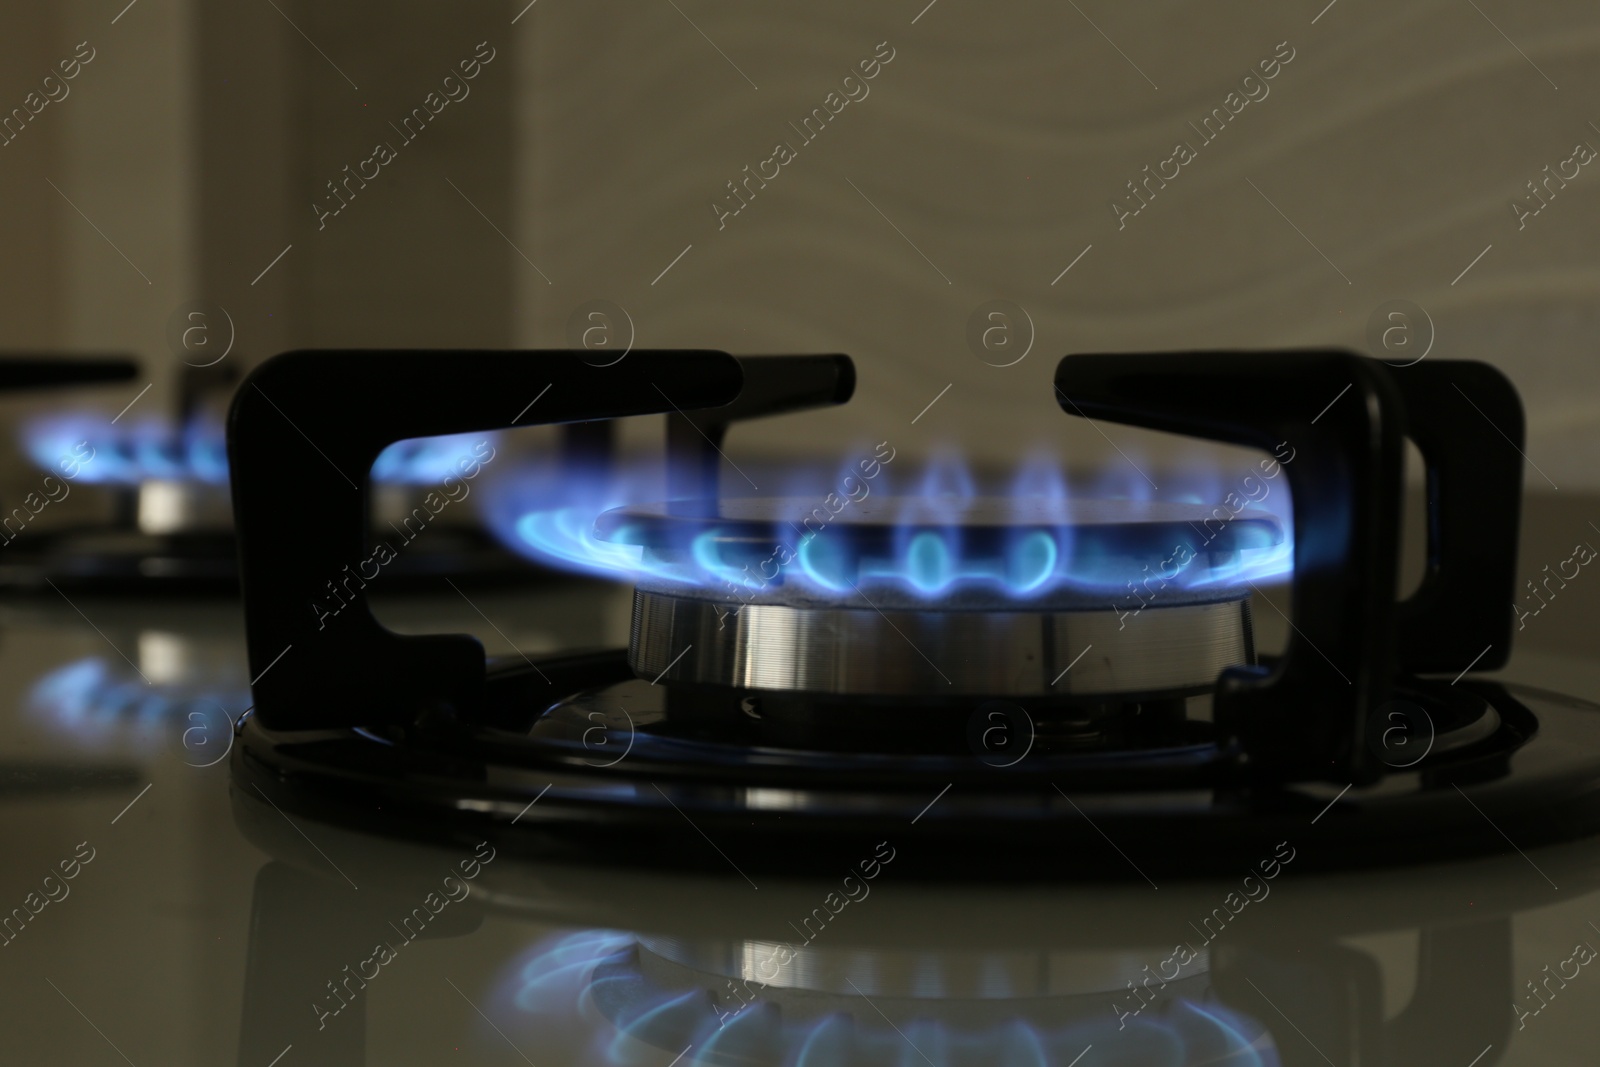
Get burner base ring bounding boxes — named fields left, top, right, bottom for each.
left=629, top=588, right=1255, bottom=697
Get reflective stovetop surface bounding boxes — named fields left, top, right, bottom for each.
left=2, top=578, right=1599, bottom=1067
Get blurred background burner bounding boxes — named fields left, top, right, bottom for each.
left=21, top=408, right=501, bottom=533
left=1, top=382, right=590, bottom=594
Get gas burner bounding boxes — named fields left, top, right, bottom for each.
left=604, top=495, right=1279, bottom=698
left=230, top=348, right=1600, bottom=876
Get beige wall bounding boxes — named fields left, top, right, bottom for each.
left=0, top=4, right=69, bottom=349
left=516, top=0, right=1600, bottom=486
left=2, top=0, right=1598, bottom=488
left=0, top=0, right=193, bottom=419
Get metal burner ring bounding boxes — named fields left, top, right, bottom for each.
left=629, top=588, right=1254, bottom=697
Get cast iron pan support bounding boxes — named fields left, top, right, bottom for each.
left=1390, top=361, right=1524, bottom=672
left=666, top=354, right=855, bottom=500
left=1053, top=351, right=1523, bottom=783
left=230, top=350, right=743, bottom=730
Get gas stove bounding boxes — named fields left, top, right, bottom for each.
left=229, top=348, right=1600, bottom=877
left=3, top=431, right=1597, bottom=1066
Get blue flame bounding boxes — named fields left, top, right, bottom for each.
left=369, top=433, right=499, bottom=484
left=512, top=929, right=635, bottom=1013
left=485, top=452, right=1295, bottom=601
left=503, top=929, right=1282, bottom=1067
left=794, top=533, right=851, bottom=593
left=903, top=530, right=956, bottom=593
left=483, top=457, right=705, bottom=586
left=27, top=656, right=251, bottom=748
left=24, top=416, right=230, bottom=485
left=1010, top=530, right=1059, bottom=591
left=23, top=415, right=496, bottom=486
